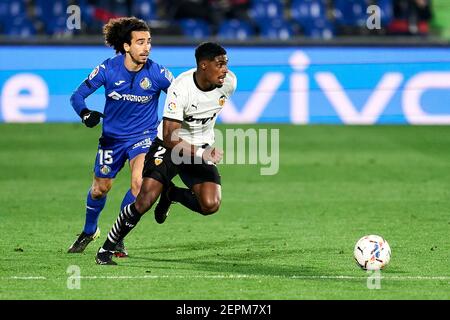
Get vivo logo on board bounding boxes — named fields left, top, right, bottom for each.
left=1, top=49, right=449, bottom=124
left=221, top=51, right=450, bottom=125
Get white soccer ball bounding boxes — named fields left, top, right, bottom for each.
left=354, top=235, right=391, bottom=270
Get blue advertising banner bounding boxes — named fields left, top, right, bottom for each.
left=0, top=46, right=449, bottom=124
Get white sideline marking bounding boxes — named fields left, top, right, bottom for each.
left=5, top=276, right=47, bottom=280
left=2, top=275, right=450, bottom=281
left=291, top=275, right=450, bottom=281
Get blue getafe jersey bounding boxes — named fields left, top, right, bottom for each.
left=71, top=54, right=173, bottom=140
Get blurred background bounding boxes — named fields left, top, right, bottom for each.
left=1, top=0, right=450, bottom=124
left=0, top=0, right=448, bottom=41
left=0, top=0, right=448, bottom=40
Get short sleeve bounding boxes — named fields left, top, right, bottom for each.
left=227, top=70, right=237, bottom=96
left=84, top=63, right=107, bottom=90
left=155, top=65, right=173, bottom=93
left=162, top=83, right=185, bottom=122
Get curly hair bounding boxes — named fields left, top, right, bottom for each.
left=103, top=17, right=150, bottom=54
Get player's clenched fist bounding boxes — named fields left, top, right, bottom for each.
left=203, top=147, right=223, bottom=164
left=81, top=109, right=104, bottom=128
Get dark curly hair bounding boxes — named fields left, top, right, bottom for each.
left=103, top=17, right=150, bottom=54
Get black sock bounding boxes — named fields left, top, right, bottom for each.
left=169, top=187, right=202, bottom=214
left=102, top=203, right=141, bottom=251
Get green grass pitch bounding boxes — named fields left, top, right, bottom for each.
left=0, top=123, right=448, bottom=300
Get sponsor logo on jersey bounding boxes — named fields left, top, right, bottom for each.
left=219, top=95, right=226, bottom=107
left=108, top=91, right=122, bottom=100
left=100, top=165, right=111, bottom=175
left=107, top=91, right=152, bottom=103
left=140, top=77, right=152, bottom=90
left=184, top=113, right=217, bottom=125
left=167, top=102, right=176, bottom=111
left=154, top=158, right=162, bottom=166
left=114, top=80, right=125, bottom=86
left=132, top=137, right=152, bottom=149
left=88, top=66, right=99, bottom=80
left=121, top=94, right=152, bottom=103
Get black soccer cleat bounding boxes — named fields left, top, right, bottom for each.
left=114, top=239, right=128, bottom=258
left=95, top=247, right=117, bottom=265
left=67, top=227, right=100, bottom=253
left=154, top=182, right=174, bottom=224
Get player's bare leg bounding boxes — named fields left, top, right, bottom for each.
left=129, top=154, right=145, bottom=197
left=154, top=181, right=221, bottom=224
left=154, top=181, right=176, bottom=223
left=134, top=177, right=164, bottom=214
left=91, top=176, right=114, bottom=199
left=191, top=182, right=221, bottom=215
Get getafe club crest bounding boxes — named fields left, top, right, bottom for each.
left=100, top=165, right=111, bottom=175
left=140, top=77, right=152, bottom=90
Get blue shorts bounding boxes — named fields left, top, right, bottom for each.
left=93, top=135, right=153, bottom=179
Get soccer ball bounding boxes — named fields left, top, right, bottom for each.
left=354, top=235, right=391, bottom=270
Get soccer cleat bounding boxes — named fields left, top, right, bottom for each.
left=95, top=247, right=117, bottom=265
left=154, top=182, right=174, bottom=224
left=114, top=239, right=128, bottom=258
left=67, top=227, right=100, bottom=253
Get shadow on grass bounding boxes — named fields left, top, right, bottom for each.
left=120, top=236, right=322, bottom=277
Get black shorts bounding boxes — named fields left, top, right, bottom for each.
left=143, top=138, right=221, bottom=189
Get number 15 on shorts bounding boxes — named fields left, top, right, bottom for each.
left=98, top=149, right=113, bottom=165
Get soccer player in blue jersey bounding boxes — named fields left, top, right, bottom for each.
left=68, top=17, right=173, bottom=256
